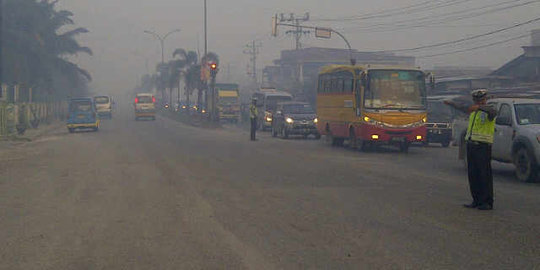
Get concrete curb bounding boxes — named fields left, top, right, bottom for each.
left=0, top=121, right=63, bottom=143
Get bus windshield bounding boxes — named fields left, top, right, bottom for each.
left=365, top=70, right=426, bottom=110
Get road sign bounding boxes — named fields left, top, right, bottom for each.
left=315, top=28, right=332, bottom=39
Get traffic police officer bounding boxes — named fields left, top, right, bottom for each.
left=445, top=89, right=497, bottom=210
left=250, top=98, right=258, bottom=141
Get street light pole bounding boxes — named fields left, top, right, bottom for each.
left=204, top=0, right=208, bottom=58
left=144, top=29, right=181, bottom=103
left=144, top=29, right=181, bottom=64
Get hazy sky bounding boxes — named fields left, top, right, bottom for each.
left=58, top=0, right=540, bottom=94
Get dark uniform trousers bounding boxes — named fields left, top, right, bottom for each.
left=250, top=118, right=257, bottom=141
left=466, top=141, right=494, bottom=206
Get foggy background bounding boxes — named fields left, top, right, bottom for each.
left=58, top=0, right=540, bottom=95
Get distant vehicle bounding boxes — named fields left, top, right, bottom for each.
left=134, top=93, right=156, bottom=120
left=272, top=102, right=320, bottom=139
left=216, top=83, right=240, bottom=123
left=426, top=97, right=454, bottom=147
left=67, top=97, right=99, bottom=133
left=459, top=98, right=540, bottom=182
left=252, top=90, right=293, bottom=131
left=94, top=95, right=113, bottom=119
left=317, top=65, right=429, bottom=152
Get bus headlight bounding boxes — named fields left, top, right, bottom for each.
left=266, top=117, right=273, bottom=122
left=363, top=116, right=383, bottom=127
left=286, top=117, right=294, bottom=124
left=313, top=118, right=318, bottom=124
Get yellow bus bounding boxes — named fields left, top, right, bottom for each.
left=316, top=65, right=428, bottom=152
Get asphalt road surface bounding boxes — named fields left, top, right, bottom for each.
left=1, top=104, right=539, bottom=269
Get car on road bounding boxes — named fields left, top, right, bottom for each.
left=94, top=95, right=113, bottom=119
left=67, top=98, right=100, bottom=133
left=134, top=93, right=156, bottom=120
left=271, top=102, right=320, bottom=139
left=252, top=90, right=293, bottom=131
left=459, top=98, right=540, bottom=182
left=426, top=97, right=454, bottom=147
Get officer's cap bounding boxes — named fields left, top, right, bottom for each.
left=471, top=89, right=488, bottom=100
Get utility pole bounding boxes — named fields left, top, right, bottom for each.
left=279, top=13, right=310, bottom=50
left=203, top=0, right=209, bottom=113
left=243, top=40, right=262, bottom=84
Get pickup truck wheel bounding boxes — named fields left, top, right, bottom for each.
left=514, top=148, right=538, bottom=182
left=68, top=128, right=75, bottom=133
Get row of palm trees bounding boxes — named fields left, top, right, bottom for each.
left=1, top=0, right=92, bottom=100
left=140, top=49, right=219, bottom=108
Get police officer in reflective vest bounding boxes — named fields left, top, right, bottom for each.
left=250, top=98, right=258, bottom=141
left=445, top=89, right=497, bottom=210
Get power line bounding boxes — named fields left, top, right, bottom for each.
left=378, top=16, right=540, bottom=52
left=416, top=33, right=530, bottom=58
left=313, top=0, right=474, bottom=22
left=342, top=0, right=540, bottom=33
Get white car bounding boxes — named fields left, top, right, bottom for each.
left=134, top=93, right=156, bottom=120
left=94, top=95, right=113, bottom=119
left=459, top=98, right=540, bottom=182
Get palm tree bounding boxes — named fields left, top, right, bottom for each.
left=172, top=49, right=199, bottom=106
left=1, top=0, right=92, bottom=99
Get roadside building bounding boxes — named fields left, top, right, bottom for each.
left=491, top=30, right=540, bottom=83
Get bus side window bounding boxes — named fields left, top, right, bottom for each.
left=344, top=77, right=353, bottom=92
left=324, top=76, right=330, bottom=93
left=337, top=78, right=344, bottom=93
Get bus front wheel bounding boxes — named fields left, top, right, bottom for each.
left=348, top=129, right=358, bottom=150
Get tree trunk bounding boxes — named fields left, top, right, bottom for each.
left=197, top=89, right=202, bottom=110
left=186, top=88, right=190, bottom=107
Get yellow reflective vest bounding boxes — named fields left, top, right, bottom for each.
left=467, top=110, right=496, bottom=144
left=250, top=104, right=258, bottom=119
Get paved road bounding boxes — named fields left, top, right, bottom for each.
left=1, top=105, right=539, bottom=269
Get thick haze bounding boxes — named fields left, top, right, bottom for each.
left=59, top=0, right=540, bottom=94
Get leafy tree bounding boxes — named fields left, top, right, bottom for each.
left=1, top=0, right=92, bottom=100
left=171, top=49, right=198, bottom=105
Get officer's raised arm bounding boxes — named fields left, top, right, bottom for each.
left=479, top=104, right=497, bottom=121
